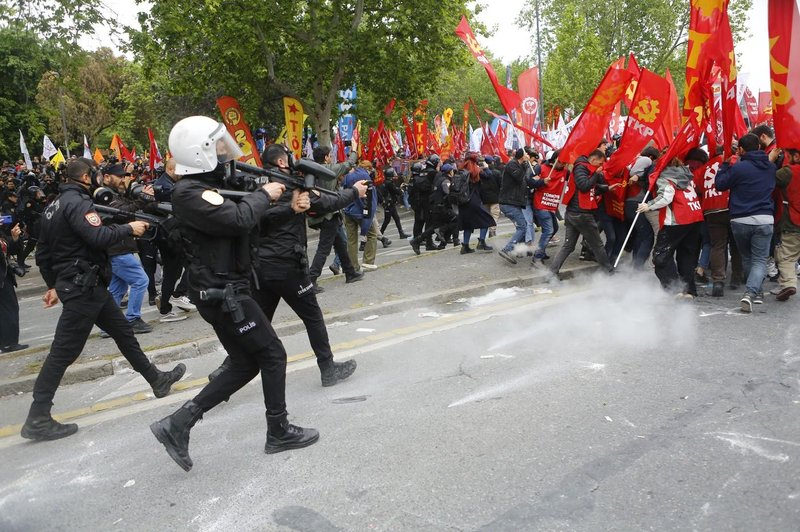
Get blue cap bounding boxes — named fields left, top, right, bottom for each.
left=441, top=163, right=455, bottom=173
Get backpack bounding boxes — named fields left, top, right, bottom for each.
left=449, top=170, right=471, bottom=205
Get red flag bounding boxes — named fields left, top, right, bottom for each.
left=558, top=64, right=634, bottom=164
left=743, top=87, right=759, bottom=124
left=484, top=108, right=554, bottom=148
left=768, top=0, right=800, bottom=149
left=402, top=115, right=417, bottom=158
left=462, top=102, right=470, bottom=133
left=664, top=68, right=681, bottom=137
left=757, top=91, right=774, bottom=124
left=706, top=9, right=741, bottom=156
left=118, top=136, right=134, bottom=163
left=147, top=128, right=163, bottom=171
left=518, top=67, right=540, bottom=140
left=334, top=130, right=345, bottom=162
left=605, top=69, right=672, bottom=176
left=649, top=118, right=703, bottom=190
left=455, top=16, right=522, bottom=116
left=624, top=54, right=642, bottom=109
left=479, top=127, right=493, bottom=156
left=683, top=0, right=730, bottom=122
left=413, top=104, right=428, bottom=157
left=609, top=101, right=622, bottom=139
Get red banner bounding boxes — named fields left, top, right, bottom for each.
left=147, top=128, right=163, bottom=171
left=605, top=69, right=671, bottom=176
left=518, top=67, right=540, bottom=141
left=413, top=104, right=428, bottom=157
left=649, top=118, right=702, bottom=190
left=683, top=0, right=729, bottom=123
left=558, top=65, right=633, bottom=164
left=768, top=0, right=800, bottom=149
left=402, top=115, right=417, bottom=158
left=758, top=91, right=774, bottom=124
left=743, top=87, right=759, bottom=124
left=664, top=68, right=681, bottom=137
left=217, top=96, right=263, bottom=167
left=455, top=16, right=522, bottom=117
left=706, top=9, right=742, bottom=156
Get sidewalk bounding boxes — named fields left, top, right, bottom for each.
left=0, top=222, right=597, bottom=397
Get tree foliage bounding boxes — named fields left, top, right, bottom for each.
left=518, top=0, right=752, bottom=119
left=130, top=0, right=476, bottom=146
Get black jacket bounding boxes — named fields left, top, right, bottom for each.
left=36, top=183, right=133, bottom=290
left=499, top=159, right=529, bottom=207
left=256, top=186, right=360, bottom=280
left=172, top=174, right=271, bottom=292
left=479, top=168, right=501, bottom=204
left=567, top=156, right=609, bottom=214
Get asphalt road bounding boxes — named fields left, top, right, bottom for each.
left=1, top=274, right=798, bottom=531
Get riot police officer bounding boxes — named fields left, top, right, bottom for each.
left=150, top=117, right=318, bottom=472
left=20, top=157, right=186, bottom=442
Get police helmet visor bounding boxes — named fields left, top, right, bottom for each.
left=209, top=123, right=244, bottom=164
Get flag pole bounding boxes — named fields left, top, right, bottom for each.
left=613, top=190, right=651, bottom=269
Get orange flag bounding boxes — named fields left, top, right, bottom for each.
left=109, top=135, right=121, bottom=161
left=93, top=148, right=104, bottom=164
left=217, top=96, right=263, bottom=167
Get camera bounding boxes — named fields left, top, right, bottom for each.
left=9, top=261, right=26, bottom=277
left=129, top=182, right=163, bottom=202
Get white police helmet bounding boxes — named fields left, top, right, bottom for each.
left=168, top=116, right=244, bottom=175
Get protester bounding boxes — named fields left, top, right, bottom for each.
left=715, top=133, right=776, bottom=313
left=457, top=154, right=495, bottom=253
left=497, top=148, right=531, bottom=264
left=772, top=148, right=800, bottom=301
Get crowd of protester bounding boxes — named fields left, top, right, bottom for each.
left=1, top=121, right=797, bottom=353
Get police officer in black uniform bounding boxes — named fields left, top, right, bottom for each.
left=207, top=144, right=368, bottom=387
left=150, top=117, right=318, bottom=472
left=20, top=157, right=186, bottom=442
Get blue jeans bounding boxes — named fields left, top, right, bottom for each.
left=698, top=221, right=711, bottom=270
left=462, top=227, right=489, bottom=244
left=500, top=204, right=528, bottom=253
left=730, top=222, right=773, bottom=296
left=533, top=208, right=554, bottom=257
left=109, top=253, right=149, bottom=321
left=523, top=204, right=535, bottom=243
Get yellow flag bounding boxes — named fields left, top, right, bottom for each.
left=282, top=97, right=304, bottom=159
left=50, top=149, right=66, bottom=169
left=275, top=126, right=287, bottom=145
left=93, top=148, right=105, bottom=164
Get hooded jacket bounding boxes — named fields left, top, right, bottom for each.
left=646, top=165, right=700, bottom=226
left=715, top=150, right=776, bottom=220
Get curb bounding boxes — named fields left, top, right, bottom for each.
left=0, top=262, right=599, bottom=397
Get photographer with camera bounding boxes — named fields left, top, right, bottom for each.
left=98, top=163, right=156, bottom=334
left=0, top=220, right=27, bottom=353
left=150, top=117, right=319, bottom=472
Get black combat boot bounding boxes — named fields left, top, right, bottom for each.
left=21, top=403, right=78, bottom=441
left=208, top=355, right=232, bottom=381
left=380, top=236, right=392, bottom=248
left=264, top=411, right=319, bottom=454
left=150, top=400, right=204, bottom=471
left=409, top=237, right=421, bottom=255
left=145, top=363, right=187, bottom=398
left=460, top=244, right=475, bottom=255
left=320, top=359, right=357, bottom=387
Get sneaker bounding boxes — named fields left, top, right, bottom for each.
left=170, top=295, right=196, bottom=312
left=740, top=293, right=753, bottom=313
left=329, top=264, right=341, bottom=276
left=753, top=292, right=764, bottom=304
left=498, top=250, right=518, bottom=265
left=776, top=286, right=797, bottom=302
left=767, top=258, right=779, bottom=279
left=345, top=271, right=365, bottom=284
left=361, top=263, right=377, bottom=271
left=130, top=318, right=153, bottom=334
left=160, top=311, right=188, bottom=323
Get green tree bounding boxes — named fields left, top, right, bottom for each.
left=518, top=0, right=752, bottom=118
left=130, top=0, right=477, bottom=147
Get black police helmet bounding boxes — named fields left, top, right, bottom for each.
left=411, top=162, right=425, bottom=174
left=384, top=167, right=397, bottom=178
left=426, top=154, right=440, bottom=168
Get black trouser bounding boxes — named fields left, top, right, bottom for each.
left=0, top=279, right=20, bottom=347
left=414, top=213, right=458, bottom=246
left=652, top=222, right=702, bottom=295
left=380, top=204, right=405, bottom=235
left=624, top=201, right=655, bottom=269
left=156, top=239, right=184, bottom=314
left=308, top=216, right=357, bottom=280
left=254, top=270, right=334, bottom=368
left=192, top=294, right=287, bottom=414
left=550, top=210, right=612, bottom=274
left=30, top=285, right=154, bottom=415
left=137, top=239, right=159, bottom=301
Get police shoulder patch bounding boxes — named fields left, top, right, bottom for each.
left=85, top=212, right=102, bottom=227
left=201, top=190, right=224, bottom=206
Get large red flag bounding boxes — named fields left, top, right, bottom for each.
left=757, top=91, right=774, bottom=124
left=557, top=65, right=634, bottom=164
left=706, top=9, right=742, bottom=156
left=518, top=67, right=540, bottom=141
left=605, top=69, right=672, bottom=177
left=683, top=0, right=730, bottom=122
left=664, top=68, right=681, bottom=137
left=455, top=16, right=522, bottom=117
left=624, top=53, right=641, bottom=110
left=147, top=128, right=163, bottom=171
left=768, top=0, right=800, bottom=149
left=413, top=104, right=428, bottom=157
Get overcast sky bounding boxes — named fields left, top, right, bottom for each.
left=82, top=0, right=772, bottom=92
